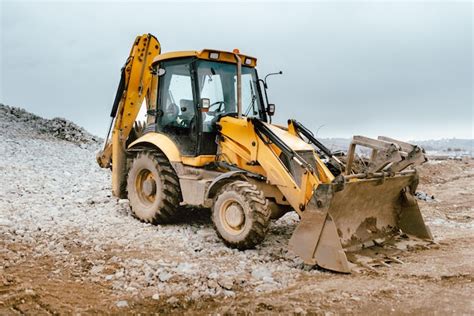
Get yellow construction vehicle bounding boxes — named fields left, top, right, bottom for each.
left=97, top=34, right=432, bottom=273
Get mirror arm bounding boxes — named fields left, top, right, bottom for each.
left=264, top=71, right=283, bottom=86
left=258, top=79, right=270, bottom=107
left=258, top=79, right=272, bottom=123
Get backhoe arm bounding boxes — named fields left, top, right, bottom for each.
left=96, top=34, right=161, bottom=197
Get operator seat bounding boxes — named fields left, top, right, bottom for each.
left=179, top=99, right=196, bottom=130
left=161, top=102, right=179, bottom=127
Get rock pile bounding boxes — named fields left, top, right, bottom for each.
left=0, top=103, right=100, bottom=145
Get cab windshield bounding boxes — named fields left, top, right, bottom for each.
left=196, top=60, right=264, bottom=131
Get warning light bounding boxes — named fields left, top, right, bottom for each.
left=233, top=48, right=240, bottom=54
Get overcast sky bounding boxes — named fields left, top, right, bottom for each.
left=1, top=1, right=472, bottom=140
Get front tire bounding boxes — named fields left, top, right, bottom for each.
left=127, top=150, right=181, bottom=224
left=212, top=181, right=271, bottom=249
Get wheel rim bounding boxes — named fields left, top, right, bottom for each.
left=219, top=199, right=246, bottom=235
left=135, top=169, right=157, bottom=205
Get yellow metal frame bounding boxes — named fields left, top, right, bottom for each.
left=217, top=117, right=322, bottom=215
left=129, top=132, right=217, bottom=167
left=182, top=155, right=215, bottom=167
left=153, top=49, right=257, bottom=68
left=286, top=120, right=335, bottom=184
left=128, top=132, right=181, bottom=162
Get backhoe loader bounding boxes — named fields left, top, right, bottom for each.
left=97, top=34, right=432, bottom=273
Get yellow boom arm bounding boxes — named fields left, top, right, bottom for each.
left=96, top=34, right=161, bottom=197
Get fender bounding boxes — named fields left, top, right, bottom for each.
left=205, top=171, right=248, bottom=200
left=128, top=132, right=181, bottom=163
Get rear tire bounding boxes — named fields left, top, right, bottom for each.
left=127, top=150, right=181, bottom=224
left=212, top=181, right=271, bottom=249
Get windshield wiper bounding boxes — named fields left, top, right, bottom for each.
left=244, top=81, right=257, bottom=116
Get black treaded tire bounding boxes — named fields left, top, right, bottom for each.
left=212, top=180, right=271, bottom=249
left=127, top=150, right=181, bottom=224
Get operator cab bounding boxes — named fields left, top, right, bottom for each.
left=151, top=50, right=267, bottom=157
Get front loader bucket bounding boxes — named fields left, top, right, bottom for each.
left=289, top=172, right=432, bottom=273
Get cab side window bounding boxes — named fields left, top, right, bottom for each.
left=157, top=60, right=197, bottom=155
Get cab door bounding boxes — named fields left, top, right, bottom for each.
left=156, top=58, right=198, bottom=156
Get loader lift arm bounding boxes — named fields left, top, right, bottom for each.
left=250, top=119, right=350, bottom=272
left=219, top=116, right=432, bottom=273
left=219, top=116, right=350, bottom=272
left=288, top=119, right=333, bottom=158
left=96, top=34, right=161, bottom=197
left=287, top=119, right=345, bottom=175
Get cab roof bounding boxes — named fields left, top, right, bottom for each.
left=152, top=49, right=257, bottom=68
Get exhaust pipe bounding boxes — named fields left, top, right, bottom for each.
left=234, top=52, right=242, bottom=118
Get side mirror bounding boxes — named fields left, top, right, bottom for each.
left=267, top=104, right=276, bottom=116
left=201, top=98, right=210, bottom=112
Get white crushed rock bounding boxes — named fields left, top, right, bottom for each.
left=416, top=191, right=436, bottom=202
left=0, top=104, right=99, bottom=145
left=116, top=300, right=129, bottom=308
left=0, top=103, right=317, bottom=300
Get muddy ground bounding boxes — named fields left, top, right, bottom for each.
left=1, top=105, right=473, bottom=314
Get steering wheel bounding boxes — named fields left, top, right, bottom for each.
left=208, top=101, right=225, bottom=113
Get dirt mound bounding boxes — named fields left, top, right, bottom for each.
left=0, top=103, right=100, bottom=145
left=417, top=160, right=472, bottom=184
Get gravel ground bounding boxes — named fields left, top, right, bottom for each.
left=1, top=103, right=473, bottom=314
left=0, top=104, right=312, bottom=302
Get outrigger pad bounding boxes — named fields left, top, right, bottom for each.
left=289, top=185, right=351, bottom=273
